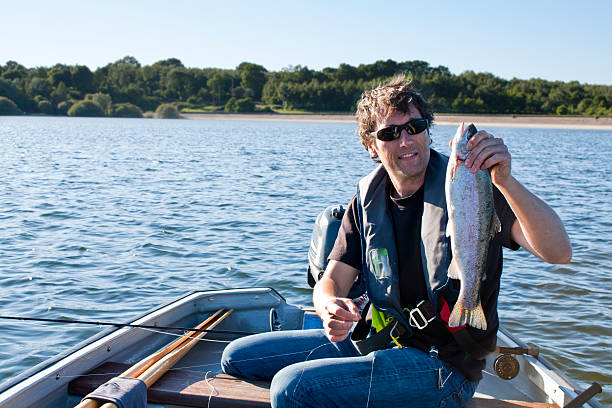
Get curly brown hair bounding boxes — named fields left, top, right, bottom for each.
left=355, top=74, right=434, bottom=150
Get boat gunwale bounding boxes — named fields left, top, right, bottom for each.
left=0, top=287, right=285, bottom=396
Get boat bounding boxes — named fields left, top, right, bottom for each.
left=0, top=287, right=603, bottom=408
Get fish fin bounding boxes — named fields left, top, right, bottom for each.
left=490, top=210, right=502, bottom=237
left=448, top=301, right=464, bottom=328
left=449, top=161, right=455, bottom=182
left=467, top=302, right=487, bottom=330
left=447, top=257, right=460, bottom=279
left=448, top=301, right=488, bottom=330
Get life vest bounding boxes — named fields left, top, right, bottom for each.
left=356, top=149, right=452, bottom=337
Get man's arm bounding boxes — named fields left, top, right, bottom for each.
left=464, top=129, right=572, bottom=264
left=313, top=260, right=361, bottom=342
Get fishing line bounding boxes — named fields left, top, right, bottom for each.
left=291, top=342, right=334, bottom=399
left=0, top=315, right=256, bottom=336
left=138, top=327, right=232, bottom=343
left=438, top=368, right=453, bottom=389
left=51, top=344, right=334, bottom=380
left=0, top=326, right=232, bottom=353
left=366, top=351, right=376, bottom=408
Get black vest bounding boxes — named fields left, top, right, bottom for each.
left=356, top=149, right=452, bottom=330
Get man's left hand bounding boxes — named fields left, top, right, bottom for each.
left=464, top=129, right=512, bottom=187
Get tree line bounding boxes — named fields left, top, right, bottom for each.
left=0, top=56, right=610, bottom=117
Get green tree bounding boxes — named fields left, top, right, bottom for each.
left=85, top=93, right=112, bottom=116
left=112, top=102, right=143, bottom=118
left=237, top=62, right=267, bottom=100
left=27, top=77, right=52, bottom=99
left=154, top=103, right=180, bottom=118
left=57, top=100, right=72, bottom=115
left=0, top=96, right=22, bottom=115
left=37, top=99, right=54, bottom=114
left=71, top=65, right=94, bottom=95
left=556, top=104, right=568, bottom=115
left=50, top=81, right=68, bottom=104
left=67, top=100, right=105, bottom=117
left=1, top=61, right=27, bottom=81
left=225, top=97, right=255, bottom=112
left=48, top=64, right=72, bottom=87
left=166, top=67, right=197, bottom=100
left=0, top=78, right=29, bottom=110
left=207, top=72, right=233, bottom=105
left=335, top=63, right=358, bottom=82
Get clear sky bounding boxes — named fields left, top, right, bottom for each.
left=2, top=0, right=611, bottom=85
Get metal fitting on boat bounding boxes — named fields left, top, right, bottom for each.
left=494, top=354, right=520, bottom=380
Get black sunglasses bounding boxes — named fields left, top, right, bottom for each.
left=371, top=118, right=429, bottom=141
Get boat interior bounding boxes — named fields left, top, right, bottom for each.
left=0, top=289, right=598, bottom=408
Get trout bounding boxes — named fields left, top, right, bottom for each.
left=445, top=123, right=501, bottom=330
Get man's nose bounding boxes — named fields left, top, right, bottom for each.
left=398, top=129, right=413, bottom=145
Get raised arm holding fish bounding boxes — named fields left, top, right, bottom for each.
left=462, top=128, right=572, bottom=264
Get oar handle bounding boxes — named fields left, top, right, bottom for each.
left=564, top=382, right=602, bottom=408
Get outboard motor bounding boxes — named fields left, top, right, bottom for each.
left=307, top=204, right=366, bottom=300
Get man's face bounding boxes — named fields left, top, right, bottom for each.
left=368, top=105, right=431, bottom=195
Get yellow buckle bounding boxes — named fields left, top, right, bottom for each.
left=391, top=334, right=403, bottom=348
left=390, top=321, right=403, bottom=348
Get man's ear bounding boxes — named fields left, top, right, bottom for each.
left=368, top=144, right=378, bottom=159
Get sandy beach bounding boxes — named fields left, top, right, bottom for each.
left=182, top=112, right=612, bottom=130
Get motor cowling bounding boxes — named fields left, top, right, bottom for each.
left=307, top=204, right=365, bottom=299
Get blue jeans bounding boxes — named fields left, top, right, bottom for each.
left=221, top=329, right=478, bottom=408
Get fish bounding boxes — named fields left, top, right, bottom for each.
left=445, top=123, right=501, bottom=330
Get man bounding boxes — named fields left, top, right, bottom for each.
left=222, top=75, right=571, bottom=408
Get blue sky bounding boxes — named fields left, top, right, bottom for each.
left=2, top=0, right=611, bottom=85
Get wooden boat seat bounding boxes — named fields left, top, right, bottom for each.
left=68, top=362, right=559, bottom=408
left=68, top=361, right=271, bottom=407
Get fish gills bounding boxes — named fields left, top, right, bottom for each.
left=445, top=123, right=501, bottom=330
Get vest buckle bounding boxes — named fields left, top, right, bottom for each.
left=409, top=300, right=436, bottom=330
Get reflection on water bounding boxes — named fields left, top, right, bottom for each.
left=0, top=117, right=610, bottom=404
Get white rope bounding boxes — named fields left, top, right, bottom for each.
left=204, top=371, right=218, bottom=408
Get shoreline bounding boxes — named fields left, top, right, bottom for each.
left=181, top=112, right=612, bottom=130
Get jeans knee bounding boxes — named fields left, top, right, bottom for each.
left=220, top=338, right=246, bottom=378
left=270, top=364, right=314, bottom=408
left=220, top=342, right=234, bottom=375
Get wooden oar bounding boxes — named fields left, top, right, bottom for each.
left=98, top=309, right=234, bottom=408
left=75, top=308, right=228, bottom=408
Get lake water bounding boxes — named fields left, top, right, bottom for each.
left=0, top=116, right=610, bottom=404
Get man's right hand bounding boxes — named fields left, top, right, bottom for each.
left=320, top=297, right=361, bottom=342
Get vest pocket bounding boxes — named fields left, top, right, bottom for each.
left=368, top=248, right=392, bottom=280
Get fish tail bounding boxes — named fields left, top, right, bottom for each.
left=448, top=301, right=488, bottom=331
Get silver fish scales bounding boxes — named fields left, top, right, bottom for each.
left=445, top=123, right=501, bottom=330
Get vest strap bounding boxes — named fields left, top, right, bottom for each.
left=351, top=319, right=403, bottom=355
left=350, top=299, right=494, bottom=361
